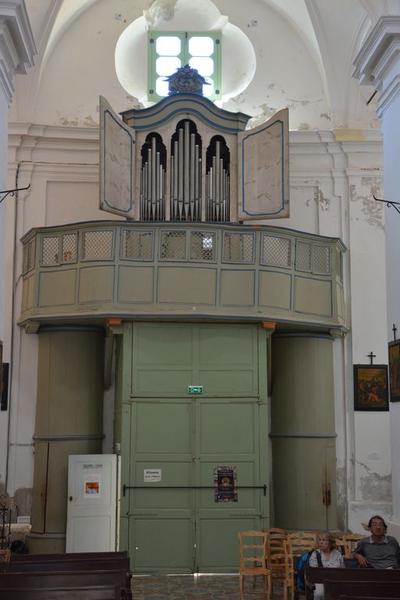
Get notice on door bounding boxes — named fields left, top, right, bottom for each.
left=144, top=468, right=162, bottom=483
left=84, top=475, right=101, bottom=497
left=214, top=466, right=238, bottom=502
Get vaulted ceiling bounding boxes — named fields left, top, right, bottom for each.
left=10, top=0, right=391, bottom=130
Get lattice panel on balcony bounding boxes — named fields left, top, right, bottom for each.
left=262, top=235, right=291, bottom=268
left=62, top=233, right=77, bottom=263
left=295, top=241, right=311, bottom=272
left=312, top=245, right=331, bottom=274
left=42, top=236, right=59, bottom=266
left=122, top=230, right=153, bottom=260
left=160, top=231, right=186, bottom=260
left=190, top=231, right=216, bottom=261
left=82, top=230, right=113, bottom=260
left=223, top=232, right=255, bottom=263
left=23, top=239, right=36, bottom=273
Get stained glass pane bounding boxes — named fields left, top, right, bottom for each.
left=156, top=36, right=181, bottom=56
left=188, top=36, right=214, bottom=56
left=156, top=56, right=181, bottom=76
left=189, top=56, right=214, bottom=77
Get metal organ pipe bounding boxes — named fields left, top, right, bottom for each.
left=170, top=120, right=202, bottom=221
left=140, top=134, right=166, bottom=221
left=206, top=136, right=230, bottom=222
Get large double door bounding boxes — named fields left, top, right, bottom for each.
left=121, top=323, right=268, bottom=573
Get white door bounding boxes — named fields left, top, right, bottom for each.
left=66, top=454, right=117, bottom=552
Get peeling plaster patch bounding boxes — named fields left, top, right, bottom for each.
left=83, top=116, right=98, bottom=128
left=357, top=462, right=392, bottom=502
left=58, top=116, right=79, bottom=127
left=336, top=466, right=347, bottom=531
left=317, top=188, right=331, bottom=211
left=297, top=122, right=310, bottom=131
left=286, top=97, right=310, bottom=107
left=145, top=0, right=177, bottom=25
left=350, top=179, right=384, bottom=230
left=14, top=488, right=32, bottom=516
left=320, top=112, right=332, bottom=121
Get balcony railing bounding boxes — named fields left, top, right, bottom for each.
left=20, top=221, right=346, bottom=329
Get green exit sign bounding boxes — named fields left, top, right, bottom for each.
left=188, top=385, right=203, bottom=395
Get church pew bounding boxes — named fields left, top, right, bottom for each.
left=305, top=566, right=400, bottom=600
left=11, top=551, right=128, bottom=561
left=325, top=580, right=400, bottom=599
left=0, top=585, right=119, bottom=600
left=4, top=557, right=130, bottom=573
left=0, top=570, right=129, bottom=598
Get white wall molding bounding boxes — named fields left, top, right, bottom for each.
left=353, top=16, right=400, bottom=116
left=0, top=0, right=36, bottom=104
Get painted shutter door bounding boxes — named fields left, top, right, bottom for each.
left=237, top=108, right=289, bottom=220
left=99, top=96, right=136, bottom=218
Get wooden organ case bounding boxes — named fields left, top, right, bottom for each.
left=99, top=87, right=289, bottom=223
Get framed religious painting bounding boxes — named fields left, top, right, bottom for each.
left=353, top=364, right=389, bottom=411
left=389, top=340, right=400, bottom=402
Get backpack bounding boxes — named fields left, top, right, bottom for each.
left=296, top=549, right=323, bottom=591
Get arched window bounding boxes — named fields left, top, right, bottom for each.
left=148, top=32, right=221, bottom=102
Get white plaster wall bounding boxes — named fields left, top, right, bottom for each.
left=31, top=0, right=329, bottom=131
left=382, top=91, right=400, bottom=530
left=0, top=89, right=8, bottom=487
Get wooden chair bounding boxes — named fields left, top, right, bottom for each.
left=265, top=530, right=294, bottom=600
left=238, top=530, right=271, bottom=599
left=341, top=533, right=364, bottom=558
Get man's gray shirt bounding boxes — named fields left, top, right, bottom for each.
left=354, top=535, right=400, bottom=569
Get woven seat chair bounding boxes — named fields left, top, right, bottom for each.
left=238, top=530, right=272, bottom=599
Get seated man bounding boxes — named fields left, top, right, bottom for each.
left=354, top=515, right=400, bottom=569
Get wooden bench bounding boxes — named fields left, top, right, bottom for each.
left=305, top=567, right=400, bottom=600
left=0, top=585, right=118, bottom=600
left=4, top=557, right=130, bottom=573
left=0, top=569, right=130, bottom=600
left=325, top=580, right=400, bottom=599
left=11, top=551, right=128, bottom=561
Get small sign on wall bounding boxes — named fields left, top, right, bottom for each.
left=214, top=466, right=238, bottom=503
left=144, top=468, right=162, bottom=483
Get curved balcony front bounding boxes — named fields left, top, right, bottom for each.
left=20, top=221, right=346, bottom=330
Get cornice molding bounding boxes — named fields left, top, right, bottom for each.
left=0, top=0, right=36, bottom=104
left=353, top=16, right=400, bottom=83
left=353, top=16, right=400, bottom=116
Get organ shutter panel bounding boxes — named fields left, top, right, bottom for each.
left=99, top=96, right=136, bottom=218
left=237, top=108, right=289, bottom=220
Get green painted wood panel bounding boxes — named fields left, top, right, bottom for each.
left=122, top=323, right=268, bottom=573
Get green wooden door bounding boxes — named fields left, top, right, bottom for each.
left=122, top=323, right=268, bottom=573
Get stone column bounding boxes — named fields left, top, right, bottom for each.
left=354, top=16, right=400, bottom=536
left=0, top=0, right=35, bottom=492
left=271, top=334, right=337, bottom=530
left=29, top=327, right=104, bottom=554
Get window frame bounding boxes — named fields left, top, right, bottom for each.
left=148, top=30, right=222, bottom=103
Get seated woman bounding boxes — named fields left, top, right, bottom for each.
left=309, top=531, right=344, bottom=600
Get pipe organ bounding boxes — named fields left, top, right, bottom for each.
left=100, top=89, right=289, bottom=223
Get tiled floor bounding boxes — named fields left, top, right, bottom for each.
left=132, top=575, right=285, bottom=599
